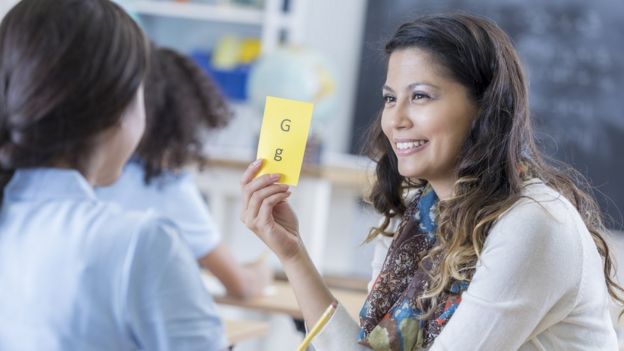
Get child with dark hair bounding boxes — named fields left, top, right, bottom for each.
left=97, top=46, right=273, bottom=299
left=0, top=0, right=225, bottom=349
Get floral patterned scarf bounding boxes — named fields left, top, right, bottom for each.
left=358, top=186, right=469, bottom=350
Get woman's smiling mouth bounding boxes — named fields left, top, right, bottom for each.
left=395, top=139, right=429, bottom=156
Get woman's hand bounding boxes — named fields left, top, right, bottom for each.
left=241, top=160, right=337, bottom=330
left=240, top=159, right=304, bottom=262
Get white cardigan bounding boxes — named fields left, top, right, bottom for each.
left=313, top=181, right=618, bottom=350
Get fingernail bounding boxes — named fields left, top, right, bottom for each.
left=270, top=174, right=281, bottom=180
left=252, top=159, right=263, bottom=167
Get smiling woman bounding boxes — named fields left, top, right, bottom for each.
left=239, top=13, right=623, bottom=351
left=380, top=48, right=479, bottom=199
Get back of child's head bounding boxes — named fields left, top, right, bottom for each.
left=0, top=0, right=149, bottom=195
left=137, top=46, right=232, bottom=184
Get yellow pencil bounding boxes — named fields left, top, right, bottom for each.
left=296, top=301, right=338, bottom=351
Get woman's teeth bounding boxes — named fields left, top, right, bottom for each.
left=396, top=140, right=427, bottom=150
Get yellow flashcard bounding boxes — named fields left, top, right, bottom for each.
left=255, top=96, right=314, bottom=186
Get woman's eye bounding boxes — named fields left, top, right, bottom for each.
left=383, top=95, right=396, bottom=104
left=412, top=92, right=430, bottom=101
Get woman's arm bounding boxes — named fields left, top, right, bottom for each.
left=240, top=160, right=336, bottom=326
left=240, top=160, right=378, bottom=350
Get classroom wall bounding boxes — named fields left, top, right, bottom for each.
left=0, top=0, right=18, bottom=19
left=299, top=0, right=367, bottom=154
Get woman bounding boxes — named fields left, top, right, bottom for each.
left=0, top=0, right=224, bottom=349
left=240, top=13, right=622, bottom=350
left=97, top=46, right=272, bottom=300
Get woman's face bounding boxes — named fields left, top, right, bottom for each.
left=381, top=48, right=478, bottom=188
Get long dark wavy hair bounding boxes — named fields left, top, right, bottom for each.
left=365, top=13, right=624, bottom=317
left=0, top=0, right=149, bottom=202
left=136, top=46, right=232, bottom=184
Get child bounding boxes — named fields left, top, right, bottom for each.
left=0, top=1, right=225, bottom=349
left=96, top=46, right=272, bottom=299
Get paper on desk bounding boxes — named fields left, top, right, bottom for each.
left=202, top=271, right=277, bottom=297
left=255, top=96, right=314, bottom=186
left=202, top=272, right=226, bottom=296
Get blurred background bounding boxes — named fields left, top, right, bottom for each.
left=1, top=0, right=622, bottom=349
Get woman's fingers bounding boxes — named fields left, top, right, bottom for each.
left=256, top=191, right=291, bottom=229
left=252, top=191, right=291, bottom=233
left=241, top=160, right=264, bottom=207
left=241, top=159, right=264, bottom=186
left=240, top=159, right=294, bottom=244
left=244, top=183, right=289, bottom=222
left=240, top=160, right=287, bottom=210
left=242, top=173, right=282, bottom=209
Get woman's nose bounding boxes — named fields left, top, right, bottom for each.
left=388, top=101, right=413, bottom=130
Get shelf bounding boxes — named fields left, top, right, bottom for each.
left=129, top=1, right=265, bottom=25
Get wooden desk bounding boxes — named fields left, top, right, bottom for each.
left=213, top=279, right=368, bottom=321
left=224, top=319, right=270, bottom=345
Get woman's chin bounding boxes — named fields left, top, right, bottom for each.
left=397, top=165, right=425, bottom=180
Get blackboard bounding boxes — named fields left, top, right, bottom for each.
left=350, top=0, right=624, bottom=229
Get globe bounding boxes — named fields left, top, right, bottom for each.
left=247, top=46, right=338, bottom=131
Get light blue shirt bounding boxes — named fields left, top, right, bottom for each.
left=0, top=168, right=226, bottom=350
left=96, top=161, right=221, bottom=259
